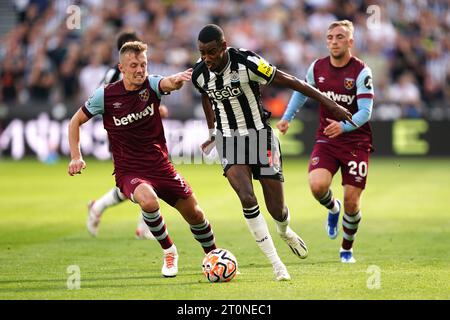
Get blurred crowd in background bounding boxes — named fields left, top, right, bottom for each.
left=0, top=0, right=449, bottom=120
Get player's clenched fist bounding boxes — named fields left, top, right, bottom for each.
left=68, top=158, right=86, bottom=176
left=276, top=120, right=290, bottom=135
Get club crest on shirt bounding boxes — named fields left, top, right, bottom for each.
left=230, top=71, right=240, bottom=83
left=344, top=78, right=355, bottom=90
left=130, top=178, right=141, bottom=185
left=311, top=156, right=319, bottom=166
left=221, top=158, right=228, bottom=168
left=139, top=88, right=149, bottom=101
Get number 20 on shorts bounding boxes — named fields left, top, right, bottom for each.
left=348, top=160, right=368, bottom=177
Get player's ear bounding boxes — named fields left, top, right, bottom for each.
left=348, top=37, right=354, bottom=49
left=221, top=40, right=227, bottom=51
left=118, top=63, right=123, bottom=73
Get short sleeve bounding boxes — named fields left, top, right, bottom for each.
left=82, top=86, right=104, bottom=118
left=192, top=59, right=208, bottom=94
left=356, top=67, right=374, bottom=99
left=244, top=51, right=277, bottom=85
left=148, top=75, right=165, bottom=99
left=305, top=60, right=317, bottom=87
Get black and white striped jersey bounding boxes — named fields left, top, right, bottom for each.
left=192, top=47, right=277, bottom=137
left=103, top=65, right=122, bottom=84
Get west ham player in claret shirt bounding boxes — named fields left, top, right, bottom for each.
left=192, top=24, right=354, bottom=281
left=68, top=41, right=217, bottom=278
left=277, top=20, right=375, bottom=263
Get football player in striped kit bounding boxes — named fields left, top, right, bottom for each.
left=192, top=24, right=354, bottom=281
left=277, top=20, right=374, bottom=263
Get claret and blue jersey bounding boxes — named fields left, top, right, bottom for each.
left=282, top=56, right=374, bottom=149
left=81, top=75, right=172, bottom=175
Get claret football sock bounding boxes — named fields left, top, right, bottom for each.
left=142, top=209, right=173, bottom=249
left=319, top=189, right=340, bottom=214
left=341, top=211, right=361, bottom=250
left=190, top=219, right=216, bottom=254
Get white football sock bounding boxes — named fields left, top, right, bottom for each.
left=92, top=187, right=125, bottom=214
left=243, top=205, right=282, bottom=266
left=329, top=200, right=340, bottom=214
left=274, top=207, right=290, bottom=235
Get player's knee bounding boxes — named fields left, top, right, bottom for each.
left=343, top=196, right=360, bottom=214
left=134, top=185, right=159, bottom=212
left=139, top=197, right=159, bottom=212
left=191, top=206, right=206, bottom=224
left=310, top=183, right=328, bottom=200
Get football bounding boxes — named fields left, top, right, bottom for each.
left=202, top=248, right=238, bottom=283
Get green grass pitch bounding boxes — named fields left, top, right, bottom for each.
left=0, top=157, right=448, bottom=300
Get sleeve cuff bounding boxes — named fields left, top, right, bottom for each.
left=81, top=106, right=94, bottom=119
left=266, top=67, right=277, bottom=85
left=158, top=79, right=170, bottom=96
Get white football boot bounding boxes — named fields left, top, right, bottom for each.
left=278, top=227, right=309, bottom=259
left=162, top=245, right=179, bottom=277
left=135, top=216, right=155, bottom=240
left=273, top=262, right=291, bottom=281
left=87, top=200, right=102, bottom=237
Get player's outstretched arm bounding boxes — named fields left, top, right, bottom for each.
left=160, top=68, right=193, bottom=92
left=272, top=69, right=356, bottom=126
left=68, top=108, right=90, bottom=176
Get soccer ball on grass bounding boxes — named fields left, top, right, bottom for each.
left=202, top=248, right=238, bottom=283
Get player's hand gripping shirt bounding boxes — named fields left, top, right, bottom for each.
left=192, top=47, right=276, bottom=137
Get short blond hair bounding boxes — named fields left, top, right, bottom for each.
left=328, top=20, right=354, bottom=37
left=119, top=41, right=147, bottom=61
